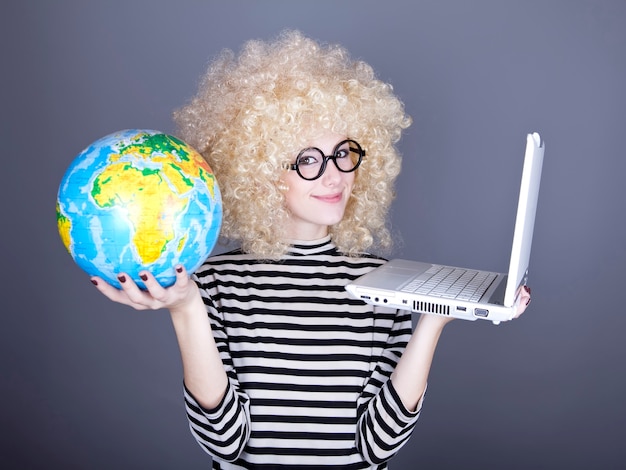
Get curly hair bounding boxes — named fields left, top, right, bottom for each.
left=173, top=30, right=411, bottom=259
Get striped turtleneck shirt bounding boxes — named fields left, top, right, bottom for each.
left=186, top=236, right=423, bottom=469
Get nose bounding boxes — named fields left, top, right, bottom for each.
left=320, top=158, right=342, bottom=185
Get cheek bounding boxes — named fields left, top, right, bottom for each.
left=281, top=168, right=302, bottom=190
left=345, top=173, right=356, bottom=193
left=281, top=174, right=305, bottom=209
left=283, top=188, right=296, bottom=212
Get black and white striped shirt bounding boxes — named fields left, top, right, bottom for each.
left=186, top=236, right=422, bottom=469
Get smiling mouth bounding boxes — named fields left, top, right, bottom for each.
left=314, top=193, right=343, bottom=203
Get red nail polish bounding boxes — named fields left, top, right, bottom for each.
left=91, top=279, right=98, bottom=286
left=176, top=266, right=183, bottom=273
left=140, top=274, right=148, bottom=281
left=118, top=275, right=126, bottom=283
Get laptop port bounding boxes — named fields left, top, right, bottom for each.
left=456, top=306, right=467, bottom=312
left=474, top=308, right=489, bottom=318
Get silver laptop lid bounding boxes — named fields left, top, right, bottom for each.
left=503, top=132, right=545, bottom=306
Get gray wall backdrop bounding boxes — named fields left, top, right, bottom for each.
left=3, top=0, right=625, bottom=468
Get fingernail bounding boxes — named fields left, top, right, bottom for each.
left=524, top=286, right=531, bottom=295
left=176, top=266, right=183, bottom=273
left=140, top=273, right=148, bottom=281
left=91, top=279, right=98, bottom=286
left=526, top=298, right=532, bottom=306
left=118, top=275, right=126, bottom=283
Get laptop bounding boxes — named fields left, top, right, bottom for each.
left=346, top=132, right=544, bottom=325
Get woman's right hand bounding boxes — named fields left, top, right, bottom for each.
left=90, top=265, right=200, bottom=314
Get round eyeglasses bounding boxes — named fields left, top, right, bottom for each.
left=287, top=139, right=366, bottom=181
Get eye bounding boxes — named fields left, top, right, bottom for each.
left=296, top=152, right=320, bottom=166
left=335, top=148, right=350, bottom=159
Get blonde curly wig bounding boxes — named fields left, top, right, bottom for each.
left=174, top=30, right=411, bottom=259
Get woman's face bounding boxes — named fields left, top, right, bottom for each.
left=281, top=132, right=356, bottom=240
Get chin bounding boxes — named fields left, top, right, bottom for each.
left=323, top=215, right=345, bottom=227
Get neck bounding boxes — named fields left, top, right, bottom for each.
left=284, top=224, right=329, bottom=242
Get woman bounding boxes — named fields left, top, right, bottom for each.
left=92, top=30, right=530, bottom=469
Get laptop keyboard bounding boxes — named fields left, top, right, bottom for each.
left=400, top=265, right=497, bottom=302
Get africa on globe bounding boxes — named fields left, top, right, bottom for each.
left=56, top=129, right=222, bottom=289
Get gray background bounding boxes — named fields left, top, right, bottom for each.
left=2, top=0, right=625, bottom=468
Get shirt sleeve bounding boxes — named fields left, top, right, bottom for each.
left=355, top=308, right=424, bottom=464
left=182, top=278, right=252, bottom=462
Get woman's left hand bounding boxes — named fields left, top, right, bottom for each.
left=514, top=285, right=532, bottom=318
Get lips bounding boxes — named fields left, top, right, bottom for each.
left=313, top=192, right=343, bottom=203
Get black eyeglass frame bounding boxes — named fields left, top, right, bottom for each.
left=287, top=139, right=366, bottom=181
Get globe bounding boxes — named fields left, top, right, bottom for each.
left=56, top=129, right=222, bottom=289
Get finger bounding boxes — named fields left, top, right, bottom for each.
left=524, top=285, right=531, bottom=304
left=116, top=272, right=159, bottom=309
left=90, top=275, right=148, bottom=309
left=522, top=285, right=531, bottom=306
left=173, top=264, right=190, bottom=288
left=138, top=266, right=192, bottom=308
left=513, top=286, right=531, bottom=318
left=137, top=270, right=169, bottom=304
left=90, top=276, right=122, bottom=301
